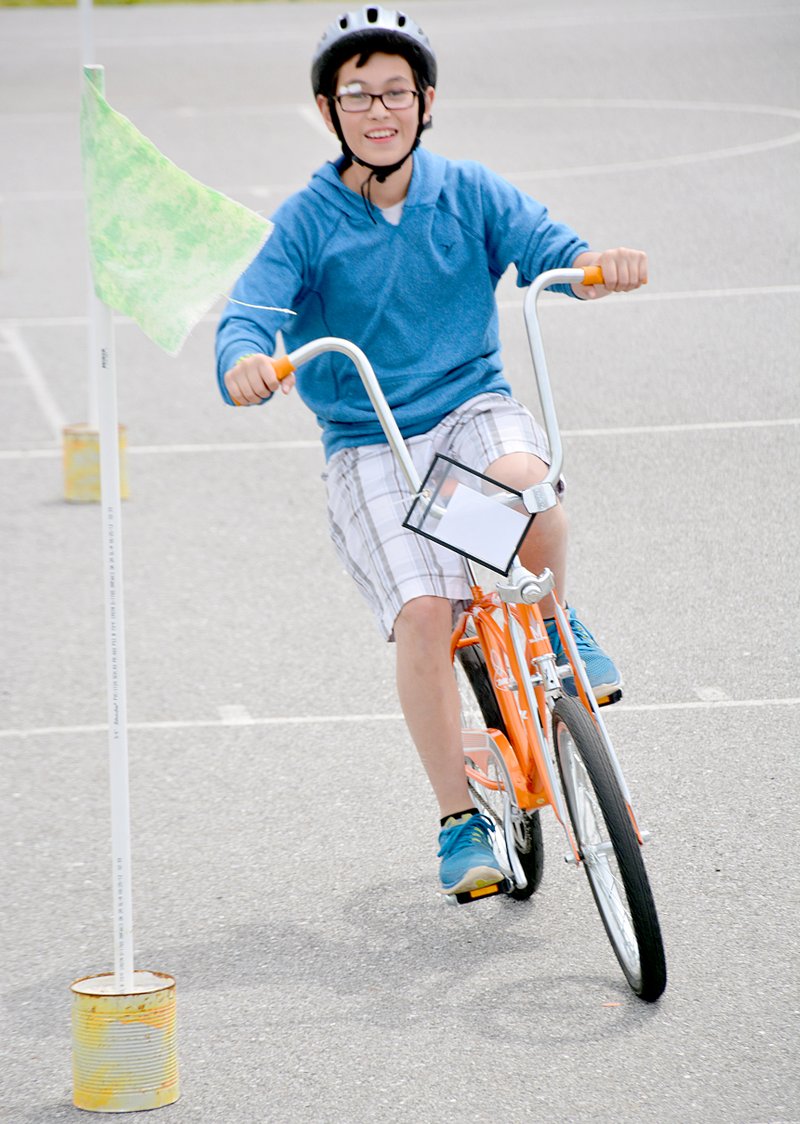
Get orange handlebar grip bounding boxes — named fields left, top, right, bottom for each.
left=582, top=265, right=605, bottom=286
left=273, top=355, right=296, bottom=381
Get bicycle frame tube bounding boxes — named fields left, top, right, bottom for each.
left=465, top=604, right=565, bottom=820
left=501, top=605, right=574, bottom=832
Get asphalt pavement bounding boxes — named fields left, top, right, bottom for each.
left=2, top=1, right=799, bottom=1121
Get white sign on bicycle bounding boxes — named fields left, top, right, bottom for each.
left=404, top=453, right=534, bottom=574
left=435, top=484, right=529, bottom=572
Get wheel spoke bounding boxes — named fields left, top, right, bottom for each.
left=558, top=721, right=643, bottom=983
left=586, top=852, right=639, bottom=965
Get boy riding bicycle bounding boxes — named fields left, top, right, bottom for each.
left=216, top=5, right=648, bottom=898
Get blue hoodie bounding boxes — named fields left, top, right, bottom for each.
left=216, top=148, right=588, bottom=460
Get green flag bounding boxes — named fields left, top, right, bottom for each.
left=80, top=69, right=272, bottom=356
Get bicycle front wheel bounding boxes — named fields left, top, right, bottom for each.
left=456, top=643, right=544, bottom=899
left=553, top=696, right=667, bottom=1001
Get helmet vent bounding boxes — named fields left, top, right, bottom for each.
left=339, top=16, right=348, bottom=28
left=397, top=13, right=406, bottom=25
left=366, top=7, right=378, bottom=22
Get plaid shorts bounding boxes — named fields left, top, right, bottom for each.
left=323, top=393, right=558, bottom=641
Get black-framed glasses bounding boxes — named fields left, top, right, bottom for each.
left=335, top=88, right=418, bottom=113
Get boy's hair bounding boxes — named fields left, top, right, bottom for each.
left=339, top=47, right=423, bottom=94
left=311, top=6, right=437, bottom=99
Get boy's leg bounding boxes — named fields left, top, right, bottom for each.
left=485, top=450, right=621, bottom=697
left=484, top=451, right=567, bottom=618
left=394, top=594, right=504, bottom=894
left=393, top=594, right=472, bottom=818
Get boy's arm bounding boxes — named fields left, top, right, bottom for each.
left=216, top=205, right=307, bottom=404
left=570, top=248, right=648, bottom=299
left=474, top=164, right=647, bottom=299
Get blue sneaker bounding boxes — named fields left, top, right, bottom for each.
left=545, top=606, right=622, bottom=702
left=438, top=813, right=504, bottom=895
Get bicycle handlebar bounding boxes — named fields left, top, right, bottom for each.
left=274, top=337, right=423, bottom=494
left=238, top=265, right=607, bottom=498
left=522, top=267, right=593, bottom=488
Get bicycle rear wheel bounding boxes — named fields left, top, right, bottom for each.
left=455, top=644, right=544, bottom=899
left=552, top=695, right=667, bottom=1001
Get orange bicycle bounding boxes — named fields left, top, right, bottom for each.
left=271, top=265, right=667, bottom=1002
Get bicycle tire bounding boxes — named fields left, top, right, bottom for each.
left=552, top=695, right=667, bottom=1001
left=456, top=643, right=544, bottom=899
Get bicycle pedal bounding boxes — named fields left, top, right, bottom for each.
left=597, top=689, right=623, bottom=707
left=453, top=878, right=512, bottom=905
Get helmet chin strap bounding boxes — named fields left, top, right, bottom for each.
left=348, top=139, right=419, bottom=183
left=355, top=152, right=408, bottom=224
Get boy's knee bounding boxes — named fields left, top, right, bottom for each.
left=394, top=596, right=453, bottom=644
left=485, top=452, right=549, bottom=493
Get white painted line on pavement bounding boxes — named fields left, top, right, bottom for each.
left=217, top=705, right=255, bottom=725
left=561, top=417, right=800, bottom=438
left=615, top=697, right=800, bottom=714
left=6, top=97, right=800, bottom=202
left=509, top=138, right=800, bottom=181
left=2, top=417, right=798, bottom=462
left=0, top=189, right=85, bottom=203
left=502, top=284, right=800, bottom=308
left=448, top=96, right=800, bottom=120
left=0, top=440, right=320, bottom=459
left=0, top=325, right=65, bottom=441
left=295, top=105, right=339, bottom=144
left=1, top=696, right=798, bottom=741
left=1, top=283, right=797, bottom=330
left=11, top=15, right=798, bottom=53
left=0, top=712, right=405, bottom=740
left=0, top=448, right=62, bottom=459
left=0, top=315, right=89, bottom=328
left=125, top=439, right=321, bottom=453
left=9, top=93, right=800, bottom=125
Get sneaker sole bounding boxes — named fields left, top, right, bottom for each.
left=440, top=866, right=505, bottom=896
left=563, top=678, right=623, bottom=702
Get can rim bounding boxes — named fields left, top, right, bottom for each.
left=70, top=969, right=176, bottom=997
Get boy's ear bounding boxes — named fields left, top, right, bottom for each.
left=316, top=94, right=338, bottom=135
left=422, top=85, right=435, bottom=126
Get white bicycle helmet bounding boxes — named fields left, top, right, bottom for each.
left=311, top=5, right=437, bottom=97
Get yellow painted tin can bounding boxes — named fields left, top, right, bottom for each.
left=63, top=424, right=129, bottom=503
left=70, top=970, right=179, bottom=1113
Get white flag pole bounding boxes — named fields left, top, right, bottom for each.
left=78, top=0, right=94, bottom=64
left=85, top=63, right=135, bottom=993
left=79, top=0, right=100, bottom=429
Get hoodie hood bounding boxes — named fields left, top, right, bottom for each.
left=307, top=148, right=447, bottom=223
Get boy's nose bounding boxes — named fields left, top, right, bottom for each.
left=367, top=97, right=390, bottom=119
